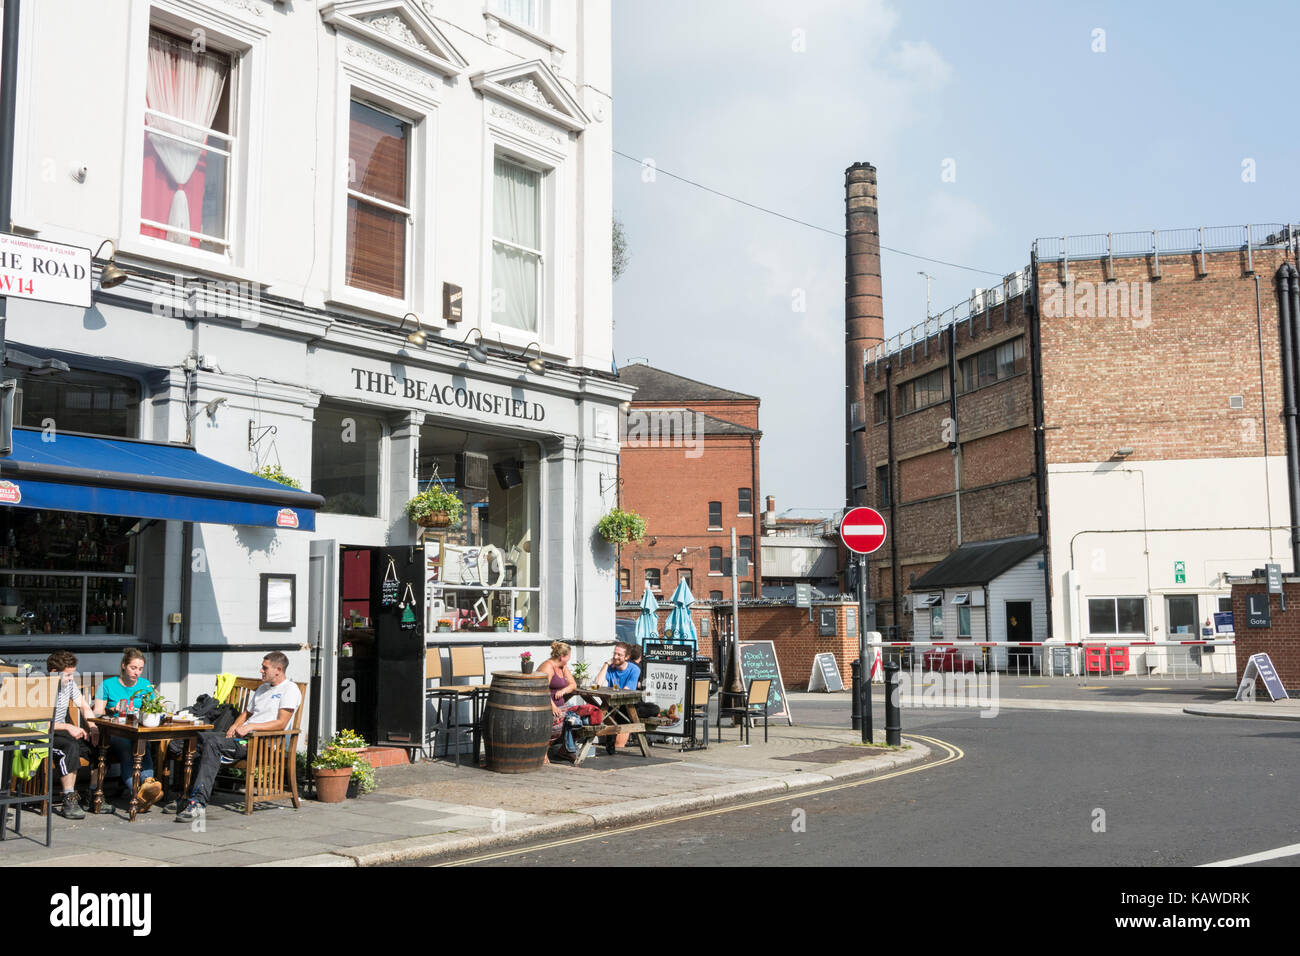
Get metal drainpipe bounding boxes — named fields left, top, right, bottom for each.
left=1281, top=263, right=1300, bottom=572
left=750, top=434, right=759, bottom=597
left=1029, top=253, right=1053, bottom=640
left=1254, top=273, right=1274, bottom=563
left=885, top=362, right=900, bottom=637
left=947, top=325, right=961, bottom=545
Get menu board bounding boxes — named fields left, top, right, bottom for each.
left=736, top=640, right=793, bottom=725
left=645, top=660, right=689, bottom=737
left=807, top=653, right=845, bottom=693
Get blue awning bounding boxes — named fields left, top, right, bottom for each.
left=0, top=428, right=323, bottom=531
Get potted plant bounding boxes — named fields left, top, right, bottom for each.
left=436, top=619, right=452, bottom=632
left=597, top=507, right=646, bottom=544
left=253, top=463, right=302, bottom=488
left=340, top=641, right=353, bottom=658
left=311, top=745, right=359, bottom=803
left=347, top=758, right=377, bottom=799
left=519, top=650, right=534, bottom=674
left=329, top=729, right=367, bottom=755
left=139, top=689, right=166, bottom=728
left=573, top=659, right=591, bottom=688
left=1, top=615, right=23, bottom=636
left=494, top=615, right=511, bottom=633
left=404, top=487, right=465, bottom=529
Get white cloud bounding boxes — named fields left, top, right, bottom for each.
left=888, top=40, right=953, bottom=89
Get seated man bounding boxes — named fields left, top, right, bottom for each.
left=44, top=650, right=99, bottom=820
left=595, top=642, right=641, bottom=690
left=172, top=652, right=301, bottom=823
left=595, top=643, right=642, bottom=753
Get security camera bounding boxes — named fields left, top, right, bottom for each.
left=70, top=165, right=88, bottom=183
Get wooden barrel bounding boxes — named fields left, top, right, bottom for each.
left=482, top=671, right=553, bottom=773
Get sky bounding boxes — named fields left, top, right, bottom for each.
left=610, top=0, right=1299, bottom=513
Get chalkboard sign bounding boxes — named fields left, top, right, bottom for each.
left=807, top=653, right=844, bottom=692
left=380, top=557, right=400, bottom=607
left=1237, top=652, right=1290, bottom=702
left=736, top=640, right=793, bottom=725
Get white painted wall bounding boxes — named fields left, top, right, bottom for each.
left=1048, top=458, right=1290, bottom=644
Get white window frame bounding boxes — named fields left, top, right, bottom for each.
left=327, top=48, right=440, bottom=323
left=482, top=116, right=572, bottom=358
left=486, top=0, right=552, bottom=42
left=930, top=605, right=944, bottom=638
left=490, top=154, right=545, bottom=336
left=117, top=1, right=270, bottom=282
left=343, top=99, right=414, bottom=303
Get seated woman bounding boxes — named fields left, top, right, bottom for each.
left=538, top=641, right=578, bottom=764
left=93, top=647, right=163, bottom=812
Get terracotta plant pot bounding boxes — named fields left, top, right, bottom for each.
left=314, top=767, right=352, bottom=803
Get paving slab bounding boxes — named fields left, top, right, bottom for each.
left=1184, top=698, right=1300, bottom=721
left=3, top=724, right=931, bottom=867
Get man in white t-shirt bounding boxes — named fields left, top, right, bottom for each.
left=174, top=652, right=301, bottom=822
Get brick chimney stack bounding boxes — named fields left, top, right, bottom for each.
left=844, top=162, right=884, bottom=508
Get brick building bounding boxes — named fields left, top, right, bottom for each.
left=616, top=363, right=762, bottom=606
left=862, top=223, right=1298, bottom=669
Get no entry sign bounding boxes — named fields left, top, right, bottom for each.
left=840, top=506, right=887, bottom=554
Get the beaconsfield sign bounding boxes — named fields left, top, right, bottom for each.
left=0, top=233, right=92, bottom=308
left=351, top=367, right=547, bottom=422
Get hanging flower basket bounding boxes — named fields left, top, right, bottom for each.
left=405, top=488, right=464, bottom=528
left=597, top=507, right=646, bottom=544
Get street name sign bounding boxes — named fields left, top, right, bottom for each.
left=840, top=506, right=887, bottom=555
left=0, top=233, right=92, bottom=308
left=1236, top=652, right=1289, bottom=702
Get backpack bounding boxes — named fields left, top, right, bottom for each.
left=165, top=697, right=239, bottom=757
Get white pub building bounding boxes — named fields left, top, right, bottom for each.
left=0, top=0, right=628, bottom=752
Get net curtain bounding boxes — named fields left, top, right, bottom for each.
left=141, top=32, right=228, bottom=246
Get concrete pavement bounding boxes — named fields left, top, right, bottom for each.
left=0, top=723, right=928, bottom=868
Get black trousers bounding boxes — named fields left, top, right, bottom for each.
left=50, top=730, right=81, bottom=782
left=188, top=732, right=247, bottom=805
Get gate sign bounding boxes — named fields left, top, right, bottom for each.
left=1236, top=653, right=1289, bottom=702
left=1267, top=563, right=1283, bottom=594
left=0, top=234, right=92, bottom=308
left=840, top=506, right=887, bottom=555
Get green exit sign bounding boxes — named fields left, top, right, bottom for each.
left=1174, top=560, right=1186, bottom=584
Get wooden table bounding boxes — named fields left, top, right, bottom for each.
left=571, top=686, right=651, bottom=766
left=89, top=718, right=213, bottom=821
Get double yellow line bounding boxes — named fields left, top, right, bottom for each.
left=434, top=733, right=963, bottom=867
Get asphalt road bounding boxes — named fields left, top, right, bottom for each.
left=449, top=703, right=1300, bottom=868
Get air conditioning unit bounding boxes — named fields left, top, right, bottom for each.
left=455, top=452, right=490, bottom=491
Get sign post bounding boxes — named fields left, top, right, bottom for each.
left=840, top=506, right=887, bottom=744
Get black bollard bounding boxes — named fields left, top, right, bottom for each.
left=849, top=659, right=861, bottom=730
left=884, top=659, right=902, bottom=746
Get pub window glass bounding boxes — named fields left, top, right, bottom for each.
left=14, top=368, right=140, bottom=439
left=707, top=501, right=721, bottom=527
left=312, top=406, right=383, bottom=516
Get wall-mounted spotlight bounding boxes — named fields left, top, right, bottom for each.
left=204, top=397, right=228, bottom=419
left=93, top=239, right=129, bottom=289
left=462, top=328, right=489, bottom=363
left=519, top=342, right=546, bottom=375
left=399, top=312, right=427, bottom=347
left=1114, top=447, right=1134, bottom=458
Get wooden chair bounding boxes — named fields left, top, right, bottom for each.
left=427, top=646, right=488, bottom=767
left=223, top=678, right=306, bottom=814
left=10, top=676, right=99, bottom=816
left=689, top=678, right=712, bottom=749
left=1, top=675, right=59, bottom=846
left=423, top=648, right=444, bottom=759
left=717, top=678, right=771, bottom=745
left=159, top=677, right=306, bottom=814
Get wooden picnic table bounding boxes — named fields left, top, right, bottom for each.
left=570, top=685, right=653, bottom=766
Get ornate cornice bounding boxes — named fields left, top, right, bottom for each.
left=363, top=14, right=429, bottom=52
left=344, top=41, right=440, bottom=91
left=488, top=102, right=564, bottom=145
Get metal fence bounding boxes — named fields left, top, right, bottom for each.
left=874, top=640, right=1236, bottom=681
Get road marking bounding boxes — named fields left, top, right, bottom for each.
left=1017, top=685, right=1049, bottom=688
left=1198, top=842, right=1300, bottom=867
left=434, top=733, right=963, bottom=866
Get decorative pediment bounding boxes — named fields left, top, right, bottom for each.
left=320, top=0, right=468, bottom=78
left=471, top=60, right=589, bottom=133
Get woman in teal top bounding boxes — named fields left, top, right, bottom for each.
left=94, top=647, right=162, bottom=811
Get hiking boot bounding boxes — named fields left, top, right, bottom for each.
left=136, top=779, right=163, bottom=813
left=174, top=799, right=203, bottom=823
left=59, top=792, right=85, bottom=820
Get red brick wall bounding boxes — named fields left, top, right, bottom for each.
left=1233, top=582, right=1300, bottom=691
left=620, top=410, right=761, bottom=600
left=1039, top=249, right=1289, bottom=464
left=899, top=448, right=952, bottom=502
